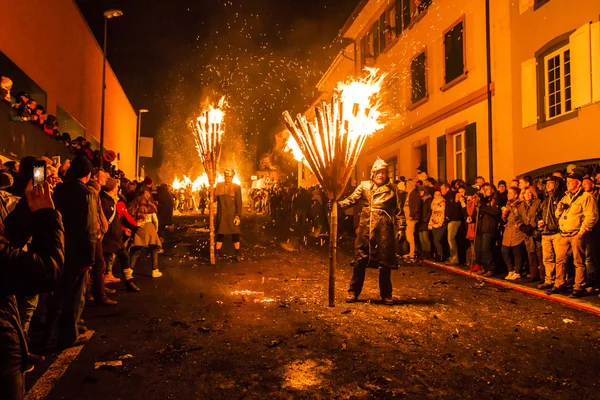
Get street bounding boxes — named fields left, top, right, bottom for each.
left=29, top=213, right=600, bottom=400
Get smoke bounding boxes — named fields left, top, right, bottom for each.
left=155, top=0, right=361, bottom=184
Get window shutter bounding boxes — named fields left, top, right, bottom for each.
left=372, top=22, right=380, bottom=59
left=465, top=123, right=477, bottom=185
left=402, top=0, right=411, bottom=29
left=519, top=0, right=533, bottom=14
left=380, top=13, right=387, bottom=51
left=570, top=22, right=592, bottom=109
left=395, top=0, right=403, bottom=36
left=521, top=58, right=537, bottom=128
left=591, top=22, right=600, bottom=103
left=436, top=136, right=447, bottom=184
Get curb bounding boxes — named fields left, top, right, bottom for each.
left=422, top=260, right=600, bottom=316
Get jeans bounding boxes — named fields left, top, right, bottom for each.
left=92, top=241, right=106, bottom=301
left=405, top=219, right=417, bottom=258
left=104, top=248, right=130, bottom=279
left=555, top=233, right=589, bottom=290
left=447, top=221, right=461, bottom=263
left=432, top=225, right=447, bottom=259
left=46, top=269, right=87, bottom=348
left=348, top=264, right=392, bottom=299
left=502, top=243, right=525, bottom=274
left=542, top=234, right=560, bottom=285
left=418, top=230, right=431, bottom=256
left=476, top=233, right=496, bottom=272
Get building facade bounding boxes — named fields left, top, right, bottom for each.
left=304, top=0, right=599, bottom=186
left=0, top=0, right=137, bottom=176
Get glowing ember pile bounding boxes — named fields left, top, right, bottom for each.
left=172, top=173, right=241, bottom=191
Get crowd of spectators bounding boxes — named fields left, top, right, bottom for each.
left=254, top=166, right=600, bottom=300
left=0, top=153, right=174, bottom=397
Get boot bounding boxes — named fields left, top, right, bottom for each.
left=124, top=279, right=140, bottom=292
left=345, top=293, right=358, bottom=303
left=234, top=249, right=241, bottom=262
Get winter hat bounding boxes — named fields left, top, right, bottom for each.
left=66, top=156, right=93, bottom=179
left=104, top=177, right=119, bottom=192
left=370, top=158, right=388, bottom=174
left=567, top=167, right=587, bottom=182
left=142, top=176, right=153, bottom=186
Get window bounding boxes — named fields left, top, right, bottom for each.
left=380, top=6, right=398, bottom=50
left=453, top=132, right=466, bottom=180
left=544, top=46, right=572, bottom=120
left=411, top=51, right=427, bottom=104
left=57, top=105, right=86, bottom=139
left=444, top=20, right=465, bottom=84
left=437, top=136, right=447, bottom=183
left=386, top=157, right=397, bottom=181
left=534, top=0, right=551, bottom=10
left=413, top=0, right=432, bottom=18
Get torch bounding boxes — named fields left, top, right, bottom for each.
left=283, top=68, right=386, bottom=307
left=190, top=97, right=226, bottom=265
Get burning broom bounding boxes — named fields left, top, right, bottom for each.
left=190, top=97, right=227, bottom=265
left=282, top=68, right=386, bottom=306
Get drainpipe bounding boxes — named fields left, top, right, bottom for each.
left=485, top=0, right=494, bottom=184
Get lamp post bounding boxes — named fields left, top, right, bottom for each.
left=136, top=108, right=149, bottom=180
left=99, top=9, right=123, bottom=162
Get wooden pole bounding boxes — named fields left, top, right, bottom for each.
left=329, top=200, right=338, bottom=307
left=209, top=183, right=215, bottom=265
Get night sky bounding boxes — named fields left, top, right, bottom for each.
left=75, top=0, right=361, bottom=182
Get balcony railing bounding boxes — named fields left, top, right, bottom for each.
left=0, top=102, right=72, bottom=161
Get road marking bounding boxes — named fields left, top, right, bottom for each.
left=25, top=330, right=95, bottom=400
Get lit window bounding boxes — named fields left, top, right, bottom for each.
left=454, top=132, right=466, bottom=180
left=544, top=46, right=572, bottom=120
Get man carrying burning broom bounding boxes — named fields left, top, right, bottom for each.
left=338, top=158, right=405, bottom=305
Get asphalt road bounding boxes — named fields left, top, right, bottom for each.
left=28, top=213, right=600, bottom=400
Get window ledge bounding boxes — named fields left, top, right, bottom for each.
left=440, top=71, right=469, bottom=92
left=536, top=109, right=578, bottom=130
left=407, top=96, right=429, bottom=111
left=381, top=37, right=399, bottom=54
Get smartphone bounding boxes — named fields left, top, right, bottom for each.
left=33, top=161, right=46, bottom=188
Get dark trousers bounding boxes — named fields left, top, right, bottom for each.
left=130, top=246, right=159, bottom=271
left=0, top=323, right=24, bottom=400
left=502, top=243, right=525, bottom=273
left=104, top=248, right=130, bottom=276
left=91, top=241, right=106, bottom=301
left=432, top=225, right=447, bottom=259
left=476, top=233, right=496, bottom=272
left=46, top=269, right=87, bottom=348
left=348, top=264, right=392, bottom=299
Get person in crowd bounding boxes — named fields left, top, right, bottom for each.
left=537, top=176, right=565, bottom=291
left=0, top=168, right=15, bottom=222
left=442, top=183, right=462, bottom=265
left=11, top=92, right=29, bottom=117
left=101, top=178, right=140, bottom=292
left=404, top=179, right=420, bottom=262
left=518, top=186, right=543, bottom=282
left=128, top=190, right=163, bottom=278
left=215, top=169, right=243, bottom=261
left=551, top=168, right=598, bottom=298
left=198, top=187, right=208, bottom=215
left=47, top=156, right=97, bottom=349
left=4, top=161, right=19, bottom=183
left=473, top=176, right=485, bottom=192
left=156, top=183, right=174, bottom=237
left=496, top=180, right=508, bottom=208
left=0, top=180, right=64, bottom=400
left=417, top=185, right=433, bottom=260
left=501, top=187, right=525, bottom=280
left=429, top=188, right=446, bottom=262
left=0, top=76, right=12, bottom=104
left=338, top=159, right=404, bottom=305
left=473, top=183, right=501, bottom=276
left=86, top=168, right=116, bottom=306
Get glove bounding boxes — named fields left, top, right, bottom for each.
left=233, top=216, right=241, bottom=226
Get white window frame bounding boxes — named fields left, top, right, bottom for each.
left=453, top=132, right=466, bottom=180
left=544, top=45, right=573, bottom=120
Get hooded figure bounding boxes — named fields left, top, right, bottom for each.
left=338, top=158, right=404, bottom=305
left=215, top=168, right=243, bottom=261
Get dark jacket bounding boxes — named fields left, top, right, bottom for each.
left=540, top=189, right=564, bottom=235
left=339, top=179, right=403, bottom=268
left=156, top=185, right=174, bottom=227
left=101, top=191, right=122, bottom=254
left=474, top=195, right=501, bottom=234
left=3, top=198, right=32, bottom=249
left=408, top=188, right=421, bottom=221
left=53, top=179, right=97, bottom=268
left=215, top=182, right=243, bottom=235
left=0, top=209, right=65, bottom=375
left=444, top=190, right=463, bottom=222
left=517, top=198, right=542, bottom=252
left=417, top=195, right=433, bottom=232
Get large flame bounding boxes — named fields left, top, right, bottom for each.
left=172, top=172, right=241, bottom=191
left=191, top=97, right=227, bottom=164
left=284, top=136, right=304, bottom=163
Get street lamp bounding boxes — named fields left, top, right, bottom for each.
left=136, top=109, right=149, bottom=179
left=99, top=9, right=123, bottom=163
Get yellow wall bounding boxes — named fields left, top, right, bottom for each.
left=510, top=0, right=600, bottom=176
left=0, top=0, right=137, bottom=176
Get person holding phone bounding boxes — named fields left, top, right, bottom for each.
left=0, top=180, right=64, bottom=399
